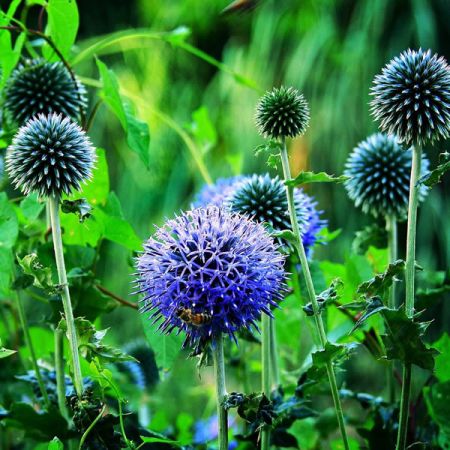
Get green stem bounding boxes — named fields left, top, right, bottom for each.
left=386, top=214, right=398, bottom=403
left=279, top=141, right=349, bottom=450
left=396, top=145, right=422, bottom=450
left=212, top=335, right=228, bottom=450
left=269, top=318, right=280, bottom=387
left=48, top=195, right=83, bottom=398
left=15, top=291, right=50, bottom=407
left=54, top=328, right=68, bottom=419
left=78, top=404, right=106, bottom=450
left=261, top=314, right=271, bottom=450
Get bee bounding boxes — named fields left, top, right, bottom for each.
left=176, top=308, right=212, bottom=327
left=221, top=0, right=261, bottom=15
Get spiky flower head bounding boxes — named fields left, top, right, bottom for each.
left=136, top=206, right=286, bottom=351
left=6, top=113, right=95, bottom=197
left=192, top=175, right=245, bottom=208
left=4, top=59, right=87, bottom=125
left=227, top=173, right=326, bottom=255
left=256, top=86, right=310, bottom=139
left=344, top=133, right=429, bottom=219
left=371, top=49, right=450, bottom=146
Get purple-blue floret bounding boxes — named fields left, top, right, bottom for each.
left=136, top=206, right=286, bottom=350
left=192, top=175, right=245, bottom=207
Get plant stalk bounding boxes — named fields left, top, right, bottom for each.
left=261, top=314, right=271, bottom=450
left=48, top=195, right=84, bottom=398
left=55, top=328, right=68, bottom=418
left=279, top=141, right=349, bottom=450
left=396, top=145, right=422, bottom=450
left=15, top=292, right=50, bottom=407
left=212, top=335, right=228, bottom=450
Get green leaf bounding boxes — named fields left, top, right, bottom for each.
left=286, top=171, right=349, bottom=187
left=140, top=436, right=181, bottom=447
left=357, top=259, right=405, bottom=298
left=17, top=254, right=57, bottom=294
left=272, top=229, right=297, bottom=245
left=352, top=224, right=387, bottom=255
left=432, top=333, right=450, bottom=382
left=311, top=342, right=352, bottom=368
left=61, top=198, right=92, bottom=222
left=344, top=296, right=387, bottom=333
left=96, top=59, right=150, bottom=168
left=418, top=152, right=450, bottom=187
left=317, top=227, right=342, bottom=244
left=0, top=247, right=13, bottom=297
left=0, top=339, right=16, bottom=359
left=0, top=192, right=18, bottom=248
left=303, top=278, right=343, bottom=317
left=0, top=30, right=25, bottom=88
left=140, top=313, right=183, bottom=372
left=44, top=0, right=79, bottom=60
left=185, top=106, right=217, bottom=155
left=47, top=437, right=63, bottom=450
left=20, top=193, right=45, bottom=222
left=424, top=381, right=450, bottom=447
left=381, top=308, right=438, bottom=370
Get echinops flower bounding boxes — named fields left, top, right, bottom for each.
left=192, top=175, right=245, bottom=208
left=344, top=133, right=429, bottom=219
left=371, top=49, right=450, bottom=146
left=227, top=173, right=326, bottom=255
left=256, top=86, right=310, bottom=139
left=4, top=59, right=87, bottom=125
left=136, top=206, right=286, bottom=351
left=5, top=113, right=96, bottom=197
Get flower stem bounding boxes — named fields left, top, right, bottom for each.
left=15, top=291, right=50, bottom=408
left=48, top=195, right=83, bottom=398
left=54, top=327, right=68, bottom=419
left=279, top=141, right=349, bottom=450
left=396, top=145, right=422, bottom=450
left=261, top=314, right=271, bottom=450
left=386, top=214, right=398, bottom=403
left=212, top=335, right=228, bottom=450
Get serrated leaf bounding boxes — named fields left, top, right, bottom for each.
left=0, top=192, right=18, bottom=248
left=418, top=152, right=450, bottom=187
left=61, top=198, right=92, bottom=222
left=381, top=308, right=438, bottom=370
left=17, top=253, right=57, bottom=294
left=303, top=278, right=342, bottom=316
left=44, top=0, right=79, bottom=60
left=357, top=260, right=405, bottom=297
left=285, top=171, right=349, bottom=187
left=352, top=224, right=387, bottom=255
left=346, top=296, right=387, bottom=334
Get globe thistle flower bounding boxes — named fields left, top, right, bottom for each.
left=371, top=49, right=450, bottom=146
left=4, top=59, right=87, bottom=125
left=5, top=113, right=96, bottom=197
left=192, top=175, right=245, bottom=207
left=344, top=133, right=429, bottom=219
left=136, top=206, right=286, bottom=351
left=256, top=86, right=310, bottom=139
left=227, top=173, right=326, bottom=255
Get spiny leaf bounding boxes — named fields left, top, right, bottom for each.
left=381, top=308, right=438, bottom=370
left=343, top=296, right=387, bottom=334
left=303, top=278, right=343, bottom=316
left=285, top=171, right=349, bottom=187
left=17, top=254, right=57, bottom=294
left=418, top=151, right=450, bottom=187
left=357, top=259, right=405, bottom=297
left=61, top=198, right=92, bottom=222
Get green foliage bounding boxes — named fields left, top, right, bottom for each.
left=285, top=171, right=349, bottom=187
left=0, top=338, right=16, bottom=359
left=303, top=278, right=343, bottom=316
left=47, top=437, right=63, bottom=450
left=352, top=224, right=387, bottom=255
left=424, top=381, right=450, bottom=447
left=61, top=198, right=92, bottom=222
left=17, top=253, right=56, bottom=294
left=418, top=151, right=450, bottom=188
left=0, top=192, right=18, bottom=248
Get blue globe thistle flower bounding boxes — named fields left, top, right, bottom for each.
left=227, top=173, right=326, bottom=255
left=4, top=59, right=87, bottom=125
left=5, top=113, right=96, bottom=197
left=136, top=206, right=286, bottom=351
left=344, top=133, right=429, bottom=219
left=371, top=49, right=450, bottom=146
left=192, top=175, right=245, bottom=207
left=256, top=86, right=310, bottom=139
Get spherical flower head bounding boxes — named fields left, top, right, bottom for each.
left=371, top=49, right=450, bottom=146
left=227, top=173, right=326, bottom=255
left=5, top=113, right=96, bottom=197
left=192, top=175, right=245, bottom=207
left=344, top=133, right=429, bottom=219
left=256, top=86, right=310, bottom=139
left=136, top=206, right=286, bottom=350
left=4, top=59, right=87, bottom=125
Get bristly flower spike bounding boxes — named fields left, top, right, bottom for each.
left=5, top=113, right=96, bottom=198
left=371, top=49, right=450, bottom=146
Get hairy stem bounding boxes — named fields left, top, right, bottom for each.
left=15, top=292, right=50, bottom=407
left=280, top=141, right=349, bottom=450
left=261, top=314, right=271, bottom=450
left=212, top=335, right=228, bottom=450
left=54, top=328, right=68, bottom=418
left=48, top=195, right=83, bottom=398
left=396, top=145, right=422, bottom=450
